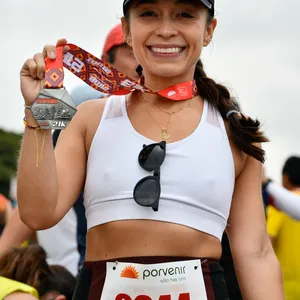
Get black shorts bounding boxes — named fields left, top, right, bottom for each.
left=72, top=256, right=229, bottom=300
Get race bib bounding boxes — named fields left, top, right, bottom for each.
left=100, top=259, right=208, bottom=300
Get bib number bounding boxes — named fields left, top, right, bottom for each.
left=100, top=260, right=207, bottom=300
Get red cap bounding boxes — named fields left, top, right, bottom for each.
left=0, top=194, right=8, bottom=212
left=102, top=24, right=125, bottom=55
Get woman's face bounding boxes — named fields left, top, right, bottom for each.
left=123, top=0, right=216, bottom=80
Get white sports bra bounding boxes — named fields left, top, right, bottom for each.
left=84, top=95, right=235, bottom=241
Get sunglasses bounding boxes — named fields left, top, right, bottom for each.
left=133, top=141, right=166, bottom=211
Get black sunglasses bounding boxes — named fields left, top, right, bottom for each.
left=133, top=141, right=166, bottom=211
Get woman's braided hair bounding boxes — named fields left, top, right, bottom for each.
left=194, top=59, right=268, bottom=162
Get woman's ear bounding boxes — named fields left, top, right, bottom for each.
left=204, top=18, right=217, bottom=46
left=121, top=17, right=132, bottom=47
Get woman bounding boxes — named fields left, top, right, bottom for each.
left=17, top=0, right=284, bottom=299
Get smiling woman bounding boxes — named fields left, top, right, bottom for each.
left=124, top=0, right=215, bottom=84
left=17, top=0, right=284, bottom=299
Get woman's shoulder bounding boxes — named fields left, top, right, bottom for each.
left=76, top=95, right=126, bottom=130
left=77, top=97, right=109, bottom=114
left=223, top=120, right=247, bottom=178
left=0, top=277, right=38, bottom=300
left=71, top=97, right=109, bottom=131
left=4, top=292, right=38, bottom=300
left=74, top=97, right=111, bottom=153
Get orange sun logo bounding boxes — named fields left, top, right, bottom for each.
left=120, top=265, right=139, bottom=279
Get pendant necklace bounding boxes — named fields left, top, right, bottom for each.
left=141, top=93, right=194, bottom=141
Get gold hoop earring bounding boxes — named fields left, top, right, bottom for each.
left=204, top=39, right=211, bottom=47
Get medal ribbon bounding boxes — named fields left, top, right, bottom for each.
left=61, top=43, right=198, bottom=101
left=44, top=46, right=64, bottom=89
left=32, top=46, right=66, bottom=167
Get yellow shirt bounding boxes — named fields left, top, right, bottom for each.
left=0, top=276, right=39, bottom=299
left=267, top=190, right=300, bottom=300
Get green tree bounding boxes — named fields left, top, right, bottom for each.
left=0, top=128, right=22, bottom=198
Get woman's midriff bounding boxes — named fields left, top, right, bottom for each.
left=85, top=220, right=222, bottom=261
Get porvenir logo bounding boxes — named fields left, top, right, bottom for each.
left=120, top=265, right=139, bottom=279
left=143, top=265, right=186, bottom=279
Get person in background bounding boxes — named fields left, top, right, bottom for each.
left=0, top=245, right=76, bottom=300
left=266, top=156, right=300, bottom=300
left=262, top=168, right=300, bottom=220
left=70, top=23, right=139, bottom=106
left=0, top=194, right=12, bottom=236
left=0, top=188, right=79, bottom=277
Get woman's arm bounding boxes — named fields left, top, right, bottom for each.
left=227, top=154, right=284, bottom=300
left=17, top=40, right=88, bottom=230
left=17, top=103, right=87, bottom=230
left=266, top=181, right=300, bottom=220
left=4, top=200, right=12, bottom=224
left=0, top=207, right=33, bottom=259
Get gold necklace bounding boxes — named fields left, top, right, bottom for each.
left=140, top=93, right=193, bottom=141
left=147, top=108, right=172, bottom=140
left=141, top=93, right=193, bottom=115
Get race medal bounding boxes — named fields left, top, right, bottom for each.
left=31, top=46, right=77, bottom=130
left=100, top=259, right=208, bottom=300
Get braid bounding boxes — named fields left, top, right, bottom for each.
left=194, top=59, right=268, bottom=162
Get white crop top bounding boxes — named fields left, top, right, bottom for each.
left=84, top=95, right=235, bottom=241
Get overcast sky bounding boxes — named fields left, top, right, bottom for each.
left=0, top=0, right=299, bottom=182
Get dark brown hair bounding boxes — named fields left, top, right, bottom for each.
left=194, top=58, right=268, bottom=162
left=49, top=265, right=76, bottom=300
left=282, top=156, right=300, bottom=186
left=0, top=245, right=51, bottom=286
left=0, top=246, right=76, bottom=299
left=124, top=3, right=269, bottom=162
